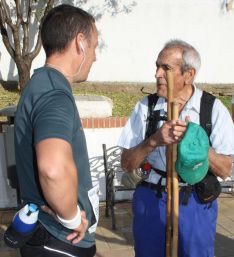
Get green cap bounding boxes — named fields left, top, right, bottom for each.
left=175, top=122, right=209, bottom=185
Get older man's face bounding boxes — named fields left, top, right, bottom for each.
left=155, top=48, right=188, bottom=99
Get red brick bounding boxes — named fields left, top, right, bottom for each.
left=81, top=118, right=87, bottom=128
left=122, top=117, right=128, bottom=126
left=99, top=118, right=104, bottom=128
left=87, top=118, right=92, bottom=128
left=110, top=117, right=116, bottom=127
left=116, top=117, right=121, bottom=127
left=120, top=117, right=124, bottom=127
left=93, top=118, right=99, bottom=128
left=104, top=117, right=109, bottom=128
left=81, top=116, right=130, bottom=129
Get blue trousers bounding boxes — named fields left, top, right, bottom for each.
left=132, top=185, right=217, bottom=257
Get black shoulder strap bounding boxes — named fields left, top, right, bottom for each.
left=147, top=93, right=159, bottom=118
left=199, top=91, right=219, bottom=187
left=145, top=94, right=160, bottom=139
left=145, top=91, right=215, bottom=141
left=199, top=91, right=216, bottom=139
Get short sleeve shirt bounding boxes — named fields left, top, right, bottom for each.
left=118, top=85, right=234, bottom=184
left=14, top=67, right=95, bottom=248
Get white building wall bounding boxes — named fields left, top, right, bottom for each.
left=1, top=0, right=234, bottom=84
left=0, top=125, right=233, bottom=208
left=0, top=127, right=126, bottom=208
left=84, top=128, right=133, bottom=202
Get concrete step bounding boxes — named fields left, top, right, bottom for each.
left=74, top=95, right=113, bottom=118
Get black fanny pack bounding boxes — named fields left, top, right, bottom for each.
left=194, top=172, right=221, bottom=204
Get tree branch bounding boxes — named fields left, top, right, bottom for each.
left=22, top=0, right=33, bottom=56
left=12, top=28, right=21, bottom=59
left=27, top=0, right=32, bottom=24
left=0, top=1, right=15, bottom=59
left=0, top=26, right=15, bottom=59
left=1, top=0, right=15, bottom=30
left=15, top=0, right=23, bottom=27
left=29, top=0, right=54, bottom=60
left=1, top=0, right=10, bottom=21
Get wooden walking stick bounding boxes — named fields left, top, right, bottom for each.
left=165, top=70, right=173, bottom=257
left=172, top=102, right=179, bottom=257
left=165, top=70, right=179, bottom=257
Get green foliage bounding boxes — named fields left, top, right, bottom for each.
left=0, top=86, right=232, bottom=120
left=0, top=88, right=19, bottom=110
left=219, top=95, right=232, bottom=112
left=72, top=88, right=145, bottom=116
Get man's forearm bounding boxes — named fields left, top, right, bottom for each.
left=121, top=137, right=157, bottom=172
left=36, top=138, right=79, bottom=220
left=208, top=147, right=232, bottom=179
left=121, top=119, right=188, bottom=172
left=39, top=163, right=78, bottom=220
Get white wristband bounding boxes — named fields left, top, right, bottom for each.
left=56, top=205, right=81, bottom=229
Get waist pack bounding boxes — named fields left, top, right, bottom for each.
left=194, top=172, right=221, bottom=204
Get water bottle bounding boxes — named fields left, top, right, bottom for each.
left=4, top=203, right=39, bottom=248
left=12, top=203, right=39, bottom=233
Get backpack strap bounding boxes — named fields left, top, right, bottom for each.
left=146, top=91, right=216, bottom=140
left=181, top=91, right=216, bottom=206
left=144, top=94, right=166, bottom=198
left=145, top=91, right=216, bottom=202
left=199, top=90, right=218, bottom=194
left=181, top=185, right=193, bottom=205
left=145, top=94, right=167, bottom=139
left=199, top=91, right=216, bottom=139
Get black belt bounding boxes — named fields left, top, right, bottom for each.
left=139, top=181, right=193, bottom=205
left=138, top=181, right=166, bottom=192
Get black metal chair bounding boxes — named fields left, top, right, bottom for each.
left=102, top=143, right=234, bottom=229
left=102, top=144, right=135, bottom=230
left=220, top=180, right=234, bottom=195
left=220, top=161, right=234, bottom=195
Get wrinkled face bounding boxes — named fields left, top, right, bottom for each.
left=73, top=23, right=98, bottom=82
left=155, top=48, right=187, bottom=99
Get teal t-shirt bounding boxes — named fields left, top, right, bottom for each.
left=14, top=67, right=95, bottom=248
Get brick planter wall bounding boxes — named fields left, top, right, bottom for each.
left=0, top=117, right=129, bottom=132
left=81, top=117, right=129, bottom=129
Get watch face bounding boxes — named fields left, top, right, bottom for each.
left=136, top=167, right=150, bottom=180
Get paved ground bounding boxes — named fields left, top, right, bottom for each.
left=0, top=194, right=234, bottom=257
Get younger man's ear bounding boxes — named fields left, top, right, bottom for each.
left=75, top=33, right=85, bottom=54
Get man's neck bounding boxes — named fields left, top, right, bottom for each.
left=174, top=84, right=194, bottom=112
left=45, top=56, right=73, bottom=83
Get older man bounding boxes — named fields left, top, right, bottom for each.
left=118, top=40, right=234, bottom=257
left=14, top=4, right=98, bottom=257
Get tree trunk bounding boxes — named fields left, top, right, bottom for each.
left=16, top=58, right=32, bottom=92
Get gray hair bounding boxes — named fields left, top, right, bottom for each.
left=163, top=39, right=201, bottom=75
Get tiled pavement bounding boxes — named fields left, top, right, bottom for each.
left=0, top=194, right=234, bottom=257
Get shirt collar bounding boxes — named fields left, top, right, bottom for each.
left=183, top=84, right=200, bottom=114
left=153, top=84, right=200, bottom=114
left=154, top=96, right=167, bottom=112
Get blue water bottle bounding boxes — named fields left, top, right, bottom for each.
left=4, top=203, right=39, bottom=248
left=12, top=203, right=39, bottom=233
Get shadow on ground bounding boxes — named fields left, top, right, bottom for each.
left=215, top=233, right=234, bottom=257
